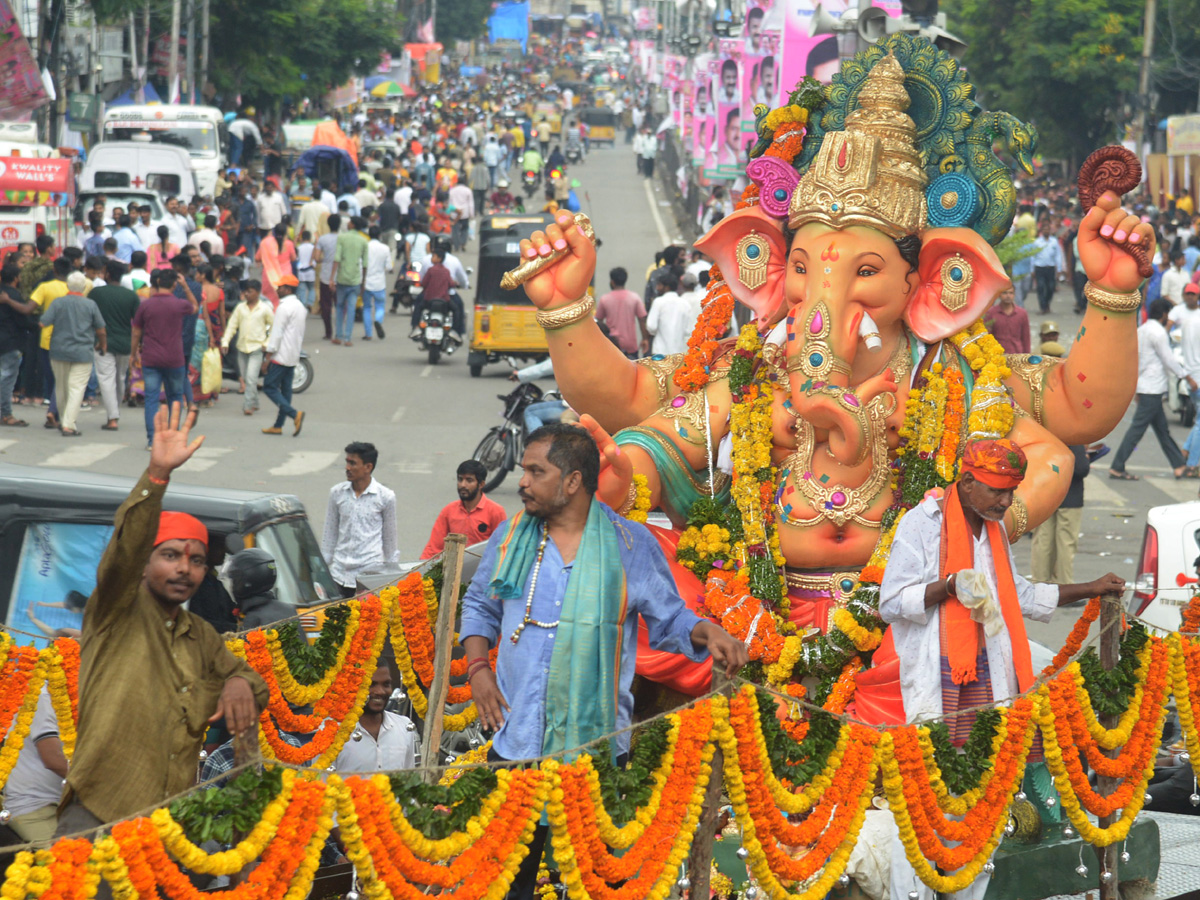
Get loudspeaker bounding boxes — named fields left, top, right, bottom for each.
left=857, top=7, right=889, bottom=43
left=807, top=3, right=842, bottom=38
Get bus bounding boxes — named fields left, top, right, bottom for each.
left=101, top=104, right=226, bottom=197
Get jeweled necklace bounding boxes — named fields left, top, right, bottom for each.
left=509, top=530, right=557, bottom=644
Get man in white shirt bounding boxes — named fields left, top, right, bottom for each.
left=188, top=214, right=226, bottom=257
left=1161, top=250, right=1189, bottom=306
left=878, top=439, right=1124, bottom=900
left=322, top=441, right=399, bottom=597
left=353, top=179, right=377, bottom=213
left=260, top=275, right=306, bottom=437
left=255, top=179, right=288, bottom=236
left=361, top=226, right=393, bottom=341
left=1110, top=297, right=1197, bottom=479
left=334, top=666, right=417, bottom=773
left=645, top=271, right=692, bottom=356
left=5, top=689, right=68, bottom=842
left=297, top=196, right=330, bottom=240
left=394, top=182, right=413, bottom=219
left=319, top=181, right=338, bottom=215
left=132, top=205, right=157, bottom=249
left=162, top=197, right=191, bottom=247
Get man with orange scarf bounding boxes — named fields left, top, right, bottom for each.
left=878, top=439, right=1123, bottom=900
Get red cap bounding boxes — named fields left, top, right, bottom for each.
left=155, top=511, right=208, bottom=549
left=1186, top=283, right=1200, bottom=295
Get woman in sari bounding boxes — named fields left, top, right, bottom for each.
left=147, top=225, right=178, bottom=270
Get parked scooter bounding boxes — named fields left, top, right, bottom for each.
left=222, top=349, right=315, bottom=393
left=471, top=381, right=565, bottom=492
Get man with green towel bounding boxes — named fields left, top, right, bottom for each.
left=461, top=420, right=748, bottom=900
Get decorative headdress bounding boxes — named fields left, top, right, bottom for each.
left=746, top=33, right=1039, bottom=247
left=786, top=50, right=927, bottom=239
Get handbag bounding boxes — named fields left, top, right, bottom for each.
left=200, top=347, right=222, bottom=395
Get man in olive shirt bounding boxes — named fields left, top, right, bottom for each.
left=89, top=260, right=141, bottom=431
left=328, top=215, right=369, bottom=346
left=57, top=403, right=268, bottom=834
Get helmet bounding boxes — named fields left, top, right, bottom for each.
left=497, top=178, right=510, bottom=188
left=226, top=548, right=277, bottom=600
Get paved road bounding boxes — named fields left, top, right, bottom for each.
left=0, top=144, right=1182, bottom=649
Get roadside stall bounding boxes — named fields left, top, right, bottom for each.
left=0, top=154, right=74, bottom=260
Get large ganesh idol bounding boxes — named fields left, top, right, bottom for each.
left=515, top=35, right=1149, bottom=695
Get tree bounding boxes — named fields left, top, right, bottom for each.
left=432, top=0, right=492, bottom=45
left=948, top=0, right=1142, bottom=170
left=207, top=0, right=401, bottom=107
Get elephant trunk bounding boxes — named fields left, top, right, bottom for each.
left=787, top=305, right=891, bottom=468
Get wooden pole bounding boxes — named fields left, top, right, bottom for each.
left=421, top=534, right=466, bottom=782
left=686, top=670, right=729, bottom=898
left=1095, top=593, right=1121, bottom=900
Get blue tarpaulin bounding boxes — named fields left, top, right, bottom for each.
left=108, top=82, right=162, bottom=106
left=291, top=146, right=359, bottom=194
left=488, top=1, right=530, bottom=52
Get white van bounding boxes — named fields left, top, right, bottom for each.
left=0, top=126, right=63, bottom=251
left=79, top=141, right=197, bottom=200
left=101, top=104, right=225, bottom=197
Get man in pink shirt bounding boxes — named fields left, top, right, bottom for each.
left=421, top=460, right=508, bottom=558
left=595, top=267, right=650, bottom=358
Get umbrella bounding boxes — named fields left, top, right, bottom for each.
left=370, top=81, right=416, bottom=98
left=364, top=75, right=390, bottom=90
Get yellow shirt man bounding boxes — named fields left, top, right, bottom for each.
left=32, top=279, right=70, bottom=351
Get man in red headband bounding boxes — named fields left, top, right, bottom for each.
left=56, top=403, right=268, bottom=838
left=877, top=438, right=1123, bottom=900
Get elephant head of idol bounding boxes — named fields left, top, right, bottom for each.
left=696, top=51, right=1010, bottom=467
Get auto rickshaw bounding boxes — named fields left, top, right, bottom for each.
left=0, top=463, right=340, bottom=641
left=468, top=212, right=558, bottom=377
left=580, top=106, right=617, bottom=146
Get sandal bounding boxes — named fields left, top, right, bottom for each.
left=0, top=416, right=27, bottom=427
left=101, top=422, right=119, bottom=431
left=1178, top=467, right=1200, bottom=480
left=44, top=417, right=59, bottom=430
left=1108, top=470, right=1138, bottom=481
left=60, top=429, right=82, bottom=437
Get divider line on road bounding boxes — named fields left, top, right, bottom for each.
left=391, top=405, right=407, bottom=423
left=420, top=366, right=433, bottom=378
left=643, top=177, right=671, bottom=248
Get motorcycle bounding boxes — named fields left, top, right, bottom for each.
left=521, top=169, right=540, bottom=199
left=411, top=296, right=459, bottom=365
left=222, top=349, right=314, bottom=393
left=472, top=381, right=565, bottom=492
left=390, top=261, right=422, bottom=313
left=565, top=137, right=583, bottom=164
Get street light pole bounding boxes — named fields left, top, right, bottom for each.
left=1138, top=0, right=1157, bottom=152
left=168, top=0, right=180, bottom=101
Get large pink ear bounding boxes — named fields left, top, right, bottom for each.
left=904, top=228, right=1011, bottom=343
left=694, top=207, right=789, bottom=324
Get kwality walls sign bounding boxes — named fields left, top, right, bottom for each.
left=0, top=157, right=74, bottom=205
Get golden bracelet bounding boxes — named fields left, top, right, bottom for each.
left=617, top=479, right=638, bottom=515
left=535, top=295, right=595, bottom=330
left=1008, top=497, right=1029, bottom=542
left=1083, top=281, right=1142, bottom=313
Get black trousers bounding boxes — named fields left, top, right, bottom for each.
left=1072, top=270, right=1087, bottom=312
left=1111, top=392, right=1186, bottom=472
left=1034, top=266, right=1057, bottom=312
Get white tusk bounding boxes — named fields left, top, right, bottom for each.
left=859, top=312, right=883, bottom=352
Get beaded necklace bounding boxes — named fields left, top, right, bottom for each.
left=508, top=530, right=558, bottom=644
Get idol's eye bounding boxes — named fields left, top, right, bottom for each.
left=793, top=263, right=806, bottom=275
left=857, top=266, right=878, bottom=277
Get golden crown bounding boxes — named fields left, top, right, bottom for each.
left=788, top=50, right=928, bottom=239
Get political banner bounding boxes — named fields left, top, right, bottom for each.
left=778, top=0, right=901, bottom=97
left=0, top=0, right=48, bottom=118
left=715, top=40, right=742, bottom=175
left=692, top=60, right=713, bottom=166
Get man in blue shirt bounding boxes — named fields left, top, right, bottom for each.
left=1031, top=217, right=1066, bottom=314
left=461, top=421, right=747, bottom=900
left=111, top=215, right=144, bottom=264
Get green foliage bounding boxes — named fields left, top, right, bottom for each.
left=170, top=767, right=285, bottom=846
left=589, top=717, right=671, bottom=823
left=1077, top=623, right=1149, bottom=718
left=276, top=604, right=351, bottom=685
left=757, top=689, right=842, bottom=783
left=433, top=0, right=493, bottom=44
left=947, top=0, right=1142, bottom=167
left=388, top=767, right=499, bottom=840
left=788, top=77, right=826, bottom=113
left=994, top=231, right=1039, bottom=275
left=207, top=0, right=402, bottom=108
left=926, top=710, right=1002, bottom=795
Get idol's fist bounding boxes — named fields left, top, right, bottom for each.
left=516, top=211, right=597, bottom=310
left=1077, top=191, right=1155, bottom=294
